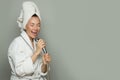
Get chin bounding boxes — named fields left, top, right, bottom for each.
left=32, top=37, right=36, bottom=39
left=32, top=36, right=37, bottom=39
left=30, top=34, right=38, bottom=39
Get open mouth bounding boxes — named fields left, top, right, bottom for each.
left=31, top=31, right=38, bottom=36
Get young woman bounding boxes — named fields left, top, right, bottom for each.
left=8, top=1, right=51, bottom=80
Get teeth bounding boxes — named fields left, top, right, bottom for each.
left=31, top=31, right=37, bottom=34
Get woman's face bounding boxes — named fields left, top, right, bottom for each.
left=25, top=16, right=40, bottom=41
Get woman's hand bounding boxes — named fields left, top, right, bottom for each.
left=42, top=53, right=51, bottom=65
left=41, top=53, right=51, bottom=73
left=35, top=39, right=45, bottom=55
left=32, top=39, right=46, bottom=63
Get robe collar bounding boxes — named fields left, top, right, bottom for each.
left=20, top=31, right=36, bottom=52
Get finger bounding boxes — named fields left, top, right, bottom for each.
left=42, top=44, right=46, bottom=48
left=42, top=55, right=47, bottom=64
left=38, top=39, right=43, bottom=43
left=45, top=55, right=51, bottom=61
left=38, top=40, right=45, bottom=45
left=39, top=41, right=46, bottom=46
left=40, top=39, right=45, bottom=43
left=38, top=39, right=43, bottom=41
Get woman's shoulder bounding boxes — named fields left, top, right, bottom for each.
left=8, top=36, right=23, bottom=48
left=12, top=36, right=23, bottom=43
left=8, top=36, right=24, bottom=55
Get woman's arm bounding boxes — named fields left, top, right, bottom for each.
left=41, top=53, right=51, bottom=73
left=31, top=39, right=45, bottom=63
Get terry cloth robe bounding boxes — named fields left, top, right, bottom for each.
left=8, top=31, right=48, bottom=80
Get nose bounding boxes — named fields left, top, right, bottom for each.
left=34, top=25, right=40, bottom=31
left=34, top=25, right=38, bottom=30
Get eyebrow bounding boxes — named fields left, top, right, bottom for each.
left=31, top=22, right=40, bottom=25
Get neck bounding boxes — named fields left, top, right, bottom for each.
left=29, top=37, right=34, bottom=48
left=29, top=37, right=34, bottom=42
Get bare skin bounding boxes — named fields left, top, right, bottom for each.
left=25, top=16, right=51, bottom=73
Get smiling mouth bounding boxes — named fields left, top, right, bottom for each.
left=31, top=31, right=38, bottom=35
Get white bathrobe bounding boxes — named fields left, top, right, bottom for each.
left=8, top=31, right=48, bottom=80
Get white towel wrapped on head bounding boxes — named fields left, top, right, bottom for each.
left=17, top=1, right=41, bottom=31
